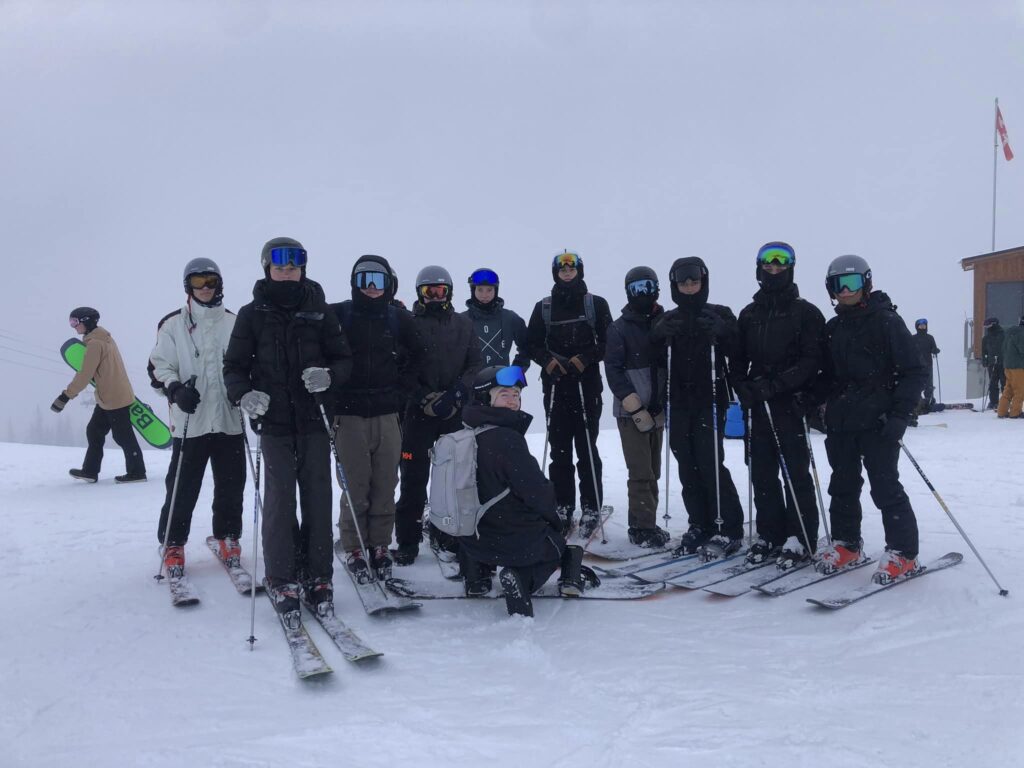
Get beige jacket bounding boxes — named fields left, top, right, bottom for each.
left=64, top=327, right=136, bottom=410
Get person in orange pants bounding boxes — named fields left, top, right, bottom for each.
left=997, top=316, right=1024, bottom=419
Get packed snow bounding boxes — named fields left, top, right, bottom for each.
left=2, top=408, right=1020, bottom=767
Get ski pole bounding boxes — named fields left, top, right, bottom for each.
left=802, top=414, right=832, bottom=545
left=710, top=344, right=723, bottom=534
left=316, top=399, right=388, bottom=598
left=898, top=439, right=1008, bottom=596
left=934, top=353, right=943, bottom=404
left=662, top=344, right=672, bottom=531
left=745, top=407, right=753, bottom=541
left=541, top=381, right=557, bottom=478
left=238, top=412, right=263, bottom=650
left=764, top=402, right=813, bottom=555
left=577, top=380, right=607, bottom=545
left=154, top=375, right=197, bottom=582
left=981, top=365, right=988, bottom=413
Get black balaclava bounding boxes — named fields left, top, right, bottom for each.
left=755, top=241, right=796, bottom=294
left=552, top=254, right=587, bottom=303
left=668, top=257, right=709, bottom=312
left=261, top=236, right=307, bottom=308
left=351, top=255, right=395, bottom=311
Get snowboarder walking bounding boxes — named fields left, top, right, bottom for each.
left=815, top=255, right=928, bottom=583
left=148, top=259, right=246, bottom=579
left=52, top=307, right=147, bottom=484
left=731, top=242, right=825, bottom=568
left=461, top=267, right=531, bottom=369
left=912, top=318, right=940, bottom=412
left=526, top=250, right=613, bottom=538
left=223, top=237, right=352, bottom=625
left=604, top=266, right=670, bottom=549
left=982, top=317, right=1006, bottom=410
left=651, top=257, right=745, bottom=558
left=997, top=316, right=1024, bottom=419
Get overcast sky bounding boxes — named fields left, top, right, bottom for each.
left=3, top=0, right=1024, bottom=437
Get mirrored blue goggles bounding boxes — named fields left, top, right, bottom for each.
left=269, top=247, right=308, bottom=267
left=469, top=268, right=499, bottom=286
left=757, top=246, right=795, bottom=266
left=495, top=366, right=527, bottom=388
left=627, top=278, right=658, bottom=296
left=354, top=271, right=389, bottom=290
left=828, top=273, right=865, bottom=294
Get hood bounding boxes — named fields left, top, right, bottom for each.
left=461, top=403, right=533, bottom=433
left=668, top=256, right=709, bottom=311
left=351, top=254, right=396, bottom=310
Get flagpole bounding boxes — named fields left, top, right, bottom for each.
left=993, top=97, right=999, bottom=252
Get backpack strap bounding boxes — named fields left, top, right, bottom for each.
left=583, top=293, right=596, bottom=331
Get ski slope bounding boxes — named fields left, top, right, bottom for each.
left=1, top=409, right=1020, bottom=767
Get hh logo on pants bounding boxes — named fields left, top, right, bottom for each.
left=402, top=451, right=413, bottom=461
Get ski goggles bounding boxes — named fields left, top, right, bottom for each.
left=494, top=365, right=527, bottom=388
left=553, top=252, right=580, bottom=270
left=69, top=316, right=85, bottom=328
left=827, top=273, right=865, bottom=294
left=188, top=274, right=222, bottom=290
left=418, top=284, right=450, bottom=301
left=268, top=246, right=308, bottom=268
left=757, top=244, right=795, bottom=267
left=626, top=278, right=659, bottom=296
left=354, top=270, right=390, bottom=291
left=670, top=263, right=703, bottom=283
left=469, top=268, right=499, bottom=286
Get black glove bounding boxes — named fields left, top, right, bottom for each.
left=792, top=391, right=811, bottom=417
left=751, top=377, right=776, bottom=402
left=430, top=382, right=467, bottom=420
left=652, top=312, right=686, bottom=341
left=50, top=392, right=70, bottom=413
left=732, top=381, right=754, bottom=410
left=879, top=414, right=908, bottom=442
left=545, top=354, right=570, bottom=382
left=696, top=308, right=727, bottom=340
left=167, top=381, right=201, bottom=415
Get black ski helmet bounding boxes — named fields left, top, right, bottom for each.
left=825, top=255, right=872, bottom=298
left=415, top=265, right=454, bottom=306
left=472, top=364, right=527, bottom=404
left=182, top=257, right=224, bottom=306
left=624, top=266, right=659, bottom=297
left=468, top=267, right=501, bottom=301
left=551, top=250, right=584, bottom=281
left=69, top=306, right=100, bottom=332
left=260, top=236, right=307, bottom=276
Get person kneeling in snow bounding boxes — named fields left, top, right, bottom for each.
left=457, top=365, right=594, bottom=617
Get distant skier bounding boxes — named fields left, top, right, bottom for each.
left=461, top=267, right=531, bottom=369
left=982, top=317, right=1006, bottom=410
left=149, top=258, right=246, bottom=581
left=526, top=250, right=613, bottom=539
left=223, top=237, right=352, bottom=627
left=731, top=242, right=825, bottom=569
left=997, top=316, right=1024, bottom=419
left=814, top=256, right=927, bottom=583
left=604, top=266, right=670, bottom=549
left=912, top=318, right=940, bottom=412
left=52, top=307, right=147, bottom=484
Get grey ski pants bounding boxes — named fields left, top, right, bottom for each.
left=334, top=413, right=401, bottom=551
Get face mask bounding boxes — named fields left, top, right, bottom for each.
left=265, top=278, right=304, bottom=308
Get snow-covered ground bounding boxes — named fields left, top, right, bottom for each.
left=2, top=408, right=1021, bottom=768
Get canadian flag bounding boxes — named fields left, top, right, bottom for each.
left=997, top=105, right=1014, bottom=161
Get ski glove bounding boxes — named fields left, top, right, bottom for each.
left=167, top=381, right=201, bottom=415
left=750, top=377, right=777, bottom=402
left=696, top=308, right=727, bottom=341
left=569, top=355, right=587, bottom=374
left=732, top=381, right=754, bottom=410
left=50, top=392, right=69, bottom=413
left=420, top=391, right=443, bottom=417
left=879, top=414, right=908, bottom=442
left=622, top=393, right=655, bottom=433
left=545, top=355, right=569, bottom=381
left=428, top=382, right=467, bottom=420
left=302, top=367, right=332, bottom=394
left=240, top=390, right=270, bottom=418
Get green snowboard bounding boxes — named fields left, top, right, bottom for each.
left=60, top=338, right=173, bottom=449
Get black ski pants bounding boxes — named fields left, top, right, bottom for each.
left=669, top=404, right=744, bottom=540
left=461, top=538, right=562, bottom=594
left=260, top=431, right=333, bottom=586
left=988, top=364, right=1005, bottom=408
left=157, top=432, right=246, bottom=547
left=545, top=381, right=603, bottom=514
left=82, top=404, right=146, bottom=477
left=749, top=401, right=819, bottom=552
left=824, top=428, right=919, bottom=558
left=394, top=407, right=462, bottom=550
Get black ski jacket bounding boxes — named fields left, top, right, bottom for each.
left=911, top=330, right=940, bottom=365
left=457, top=404, right=565, bottom=568
left=223, top=278, right=352, bottom=436
left=817, top=291, right=927, bottom=432
left=651, top=303, right=737, bottom=411
left=605, top=304, right=666, bottom=417
left=982, top=324, right=1005, bottom=367
left=731, top=284, right=825, bottom=400
left=461, top=298, right=531, bottom=370
left=409, top=301, right=482, bottom=402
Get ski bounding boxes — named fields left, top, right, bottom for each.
left=593, top=551, right=700, bottom=578
left=667, top=556, right=774, bottom=591
left=632, top=552, right=742, bottom=585
left=205, top=536, right=263, bottom=595
left=584, top=539, right=673, bottom=562
left=263, top=587, right=332, bottom=679
left=168, top=573, right=200, bottom=607
left=752, top=555, right=875, bottom=597
left=386, top=575, right=664, bottom=601
left=333, top=541, right=422, bottom=615
left=806, top=552, right=963, bottom=610
left=703, top=560, right=814, bottom=597
left=303, top=606, right=382, bottom=663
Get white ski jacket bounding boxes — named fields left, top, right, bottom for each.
left=149, top=300, right=242, bottom=438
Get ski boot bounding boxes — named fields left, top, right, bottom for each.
left=391, top=543, right=418, bottom=566
left=556, top=505, right=574, bottom=537
left=576, top=508, right=601, bottom=542
left=302, top=577, right=335, bottom=619
left=499, top=567, right=534, bottom=617
left=627, top=526, right=671, bottom=549
left=346, top=548, right=371, bottom=584
left=267, top=581, right=301, bottom=630
left=776, top=536, right=811, bottom=571
left=162, top=545, right=185, bottom=579
left=461, top=556, right=493, bottom=597
left=215, top=536, right=242, bottom=568
left=671, top=526, right=709, bottom=556
left=815, top=539, right=864, bottom=574
left=745, top=537, right=781, bottom=565
left=699, top=535, right=743, bottom=562
left=114, top=473, right=147, bottom=483
left=369, top=545, right=393, bottom=582
left=558, top=545, right=585, bottom=596
left=69, top=468, right=98, bottom=483
left=872, top=549, right=921, bottom=585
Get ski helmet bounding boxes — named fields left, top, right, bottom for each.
left=552, top=250, right=584, bottom=281
left=825, top=255, right=872, bottom=298
left=915, top=318, right=928, bottom=330
left=755, top=241, right=796, bottom=292
left=260, top=237, right=307, bottom=275
left=624, top=266, right=659, bottom=297
left=472, top=364, right=527, bottom=404
left=351, top=255, right=395, bottom=300
left=468, top=267, right=500, bottom=305
left=183, top=257, right=224, bottom=306
left=984, top=317, right=1000, bottom=328
left=668, top=257, right=709, bottom=308
left=415, top=265, right=454, bottom=304
left=69, top=306, right=100, bottom=332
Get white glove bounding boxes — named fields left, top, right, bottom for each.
left=622, top=393, right=655, bottom=433
left=302, top=367, right=332, bottom=394
left=240, top=390, right=270, bottom=418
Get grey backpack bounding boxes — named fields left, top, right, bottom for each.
left=428, top=425, right=510, bottom=537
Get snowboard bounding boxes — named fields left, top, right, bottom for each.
left=60, top=338, right=173, bottom=449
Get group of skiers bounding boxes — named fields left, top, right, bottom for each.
left=52, top=238, right=943, bottom=620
